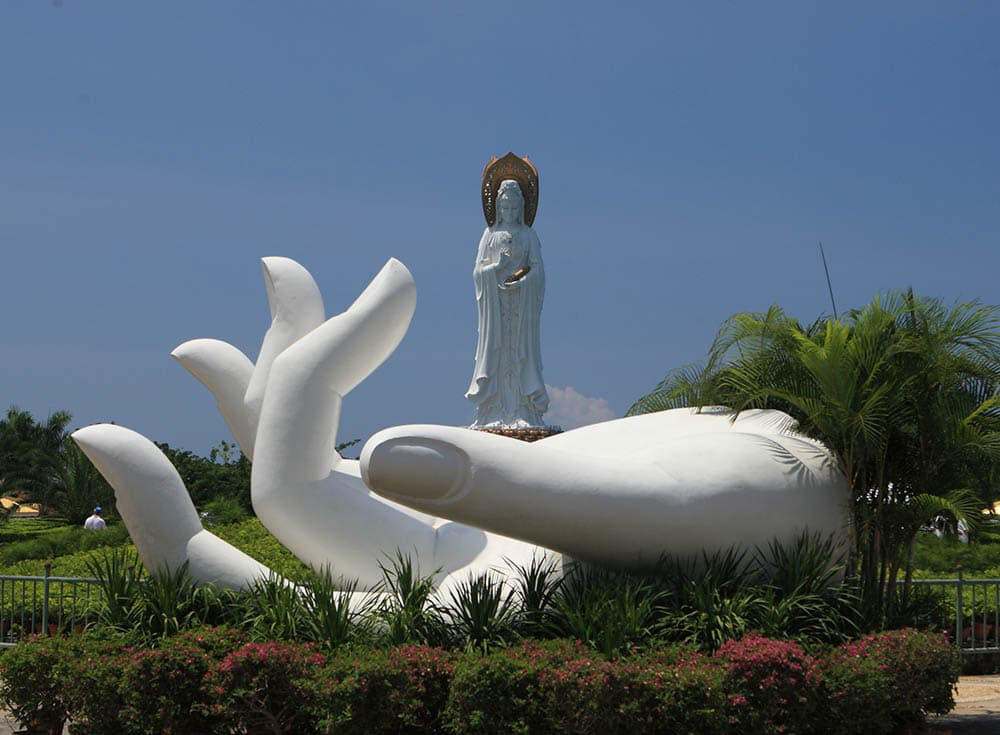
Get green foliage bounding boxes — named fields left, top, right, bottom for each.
left=444, top=571, right=518, bottom=653
left=199, top=494, right=250, bottom=526
left=506, top=553, right=563, bottom=638
left=84, top=547, right=236, bottom=642
left=298, top=568, right=374, bottom=647
left=0, top=406, right=72, bottom=500
left=376, top=550, right=446, bottom=646
left=49, top=436, right=116, bottom=525
left=914, top=531, right=1000, bottom=573
left=547, top=564, right=668, bottom=658
left=85, top=545, right=143, bottom=630
left=313, top=645, right=456, bottom=733
left=0, top=628, right=959, bottom=735
left=0, top=522, right=127, bottom=566
left=821, top=629, right=961, bottom=733
left=211, top=518, right=312, bottom=581
left=0, top=632, right=75, bottom=730
left=629, top=292, right=1000, bottom=626
left=156, top=440, right=252, bottom=512
left=0, top=517, right=308, bottom=579
left=0, top=407, right=115, bottom=524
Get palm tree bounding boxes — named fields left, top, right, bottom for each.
left=629, top=291, right=1000, bottom=626
left=0, top=406, right=72, bottom=498
left=0, top=406, right=114, bottom=523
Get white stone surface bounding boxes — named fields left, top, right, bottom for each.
left=75, top=257, right=555, bottom=594
left=72, top=423, right=271, bottom=588
left=466, top=180, right=549, bottom=429
left=361, top=408, right=849, bottom=570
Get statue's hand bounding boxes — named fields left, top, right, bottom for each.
left=360, top=414, right=848, bottom=571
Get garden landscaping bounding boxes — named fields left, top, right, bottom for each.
left=0, top=627, right=959, bottom=735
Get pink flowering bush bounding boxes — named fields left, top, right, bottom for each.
left=205, top=640, right=326, bottom=734
left=821, top=628, right=959, bottom=732
left=0, top=633, right=77, bottom=733
left=118, top=639, right=218, bottom=734
left=50, top=632, right=131, bottom=735
left=716, top=633, right=822, bottom=735
left=309, top=644, right=455, bottom=733
left=440, top=640, right=566, bottom=733
left=442, top=640, right=729, bottom=734
left=0, top=627, right=960, bottom=734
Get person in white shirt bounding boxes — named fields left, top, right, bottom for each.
left=84, top=506, right=107, bottom=531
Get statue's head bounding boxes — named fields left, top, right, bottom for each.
left=496, top=179, right=525, bottom=225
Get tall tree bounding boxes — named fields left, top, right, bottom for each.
left=0, top=406, right=72, bottom=498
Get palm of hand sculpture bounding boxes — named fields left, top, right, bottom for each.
left=73, top=257, right=848, bottom=595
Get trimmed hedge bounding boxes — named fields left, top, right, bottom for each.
left=0, top=628, right=959, bottom=734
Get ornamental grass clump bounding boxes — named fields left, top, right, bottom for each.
left=444, top=570, right=518, bottom=653
left=547, top=564, right=668, bottom=657
left=375, top=551, right=446, bottom=646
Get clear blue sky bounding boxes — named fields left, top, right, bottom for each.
left=2, top=2, right=998, bottom=456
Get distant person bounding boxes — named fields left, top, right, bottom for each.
left=84, top=506, right=107, bottom=530
left=958, top=519, right=969, bottom=544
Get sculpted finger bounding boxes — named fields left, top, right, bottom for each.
left=72, top=424, right=272, bottom=588
left=172, top=338, right=257, bottom=458
left=360, top=421, right=847, bottom=570
left=244, top=256, right=326, bottom=418
left=253, top=258, right=416, bottom=485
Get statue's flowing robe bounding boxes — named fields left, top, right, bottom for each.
left=466, top=224, right=548, bottom=427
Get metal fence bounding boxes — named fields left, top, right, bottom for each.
left=0, top=565, right=104, bottom=647
left=911, top=571, right=1000, bottom=654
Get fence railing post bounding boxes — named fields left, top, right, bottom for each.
left=955, top=565, right=964, bottom=652
left=41, top=563, right=52, bottom=636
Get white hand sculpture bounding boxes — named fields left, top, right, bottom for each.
left=74, top=257, right=554, bottom=592
left=73, top=256, right=847, bottom=594
left=361, top=408, right=849, bottom=570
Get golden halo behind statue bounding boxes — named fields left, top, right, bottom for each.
left=481, top=152, right=539, bottom=227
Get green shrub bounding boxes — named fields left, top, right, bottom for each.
left=818, top=645, right=896, bottom=734
left=547, top=565, right=668, bottom=657
left=212, top=518, right=311, bottom=581
left=199, top=494, right=250, bottom=526
left=313, top=645, right=455, bottom=733
left=442, top=643, right=554, bottom=734
left=205, top=640, right=326, bottom=734
left=0, top=629, right=962, bottom=735
left=444, top=571, right=518, bottom=653
left=376, top=551, right=446, bottom=646
left=828, top=628, right=960, bottom=728
left=0, top=523, right=128, bottom=565
left=0, top=633, right=75, bottom=731
left=118, top=639, right=219, bottom=734
left=53, top=631, right=132, bottom=735
left=715, top=633, right=821, bottom=735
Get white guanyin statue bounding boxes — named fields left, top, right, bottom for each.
left=466, top=153, right=548, bottom=429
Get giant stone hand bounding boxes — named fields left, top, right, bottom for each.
left=73, top=257, right=847, bottom=597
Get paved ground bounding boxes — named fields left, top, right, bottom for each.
left=918, top=674, right=1000, bottom=734
left=2, top=675, right=999, bottom=734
